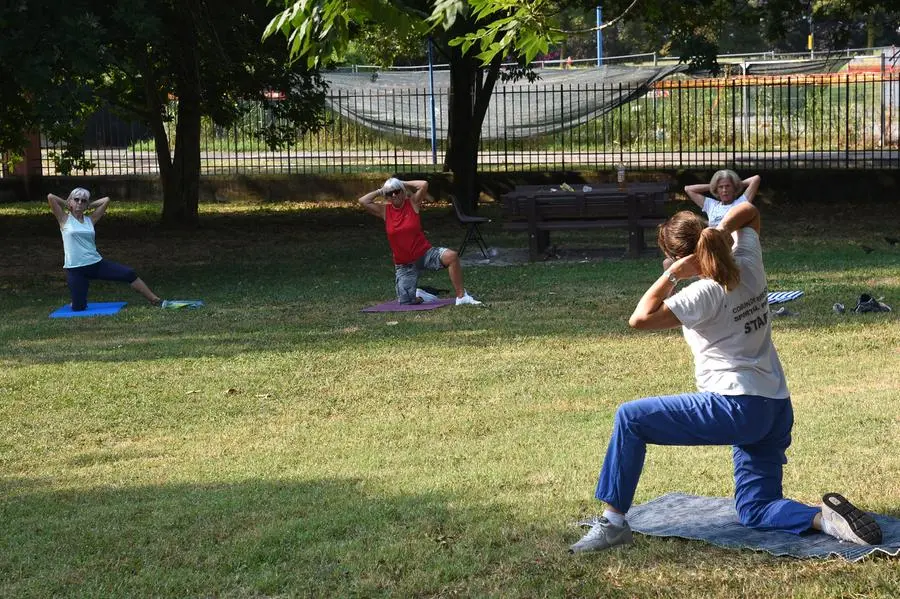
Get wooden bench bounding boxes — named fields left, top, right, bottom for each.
left=500, top=183, right=670, bottom=261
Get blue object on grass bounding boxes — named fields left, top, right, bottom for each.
left=162, top=300, right=205, bottom=310
left=619, top=493, right=900, bottom=561
left=50, top=302, right=127, bottom=318
left=767, top=291, right=804, bottom=304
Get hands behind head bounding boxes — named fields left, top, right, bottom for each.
left=668, top=254, right=700, bottom=280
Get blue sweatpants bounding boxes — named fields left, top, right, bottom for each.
left=594, top=392, right=819, bottom=535
left=65, top=259, right=138, bottom=311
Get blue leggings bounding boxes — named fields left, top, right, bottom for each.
left=65, top=259, right=138, bottom=311
left=594, top=392, right=819, bottom=534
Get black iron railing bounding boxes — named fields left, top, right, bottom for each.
left=39, top=72, right=900, bottom=176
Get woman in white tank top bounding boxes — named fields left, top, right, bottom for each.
left=48, top=187, right=166, bottom=311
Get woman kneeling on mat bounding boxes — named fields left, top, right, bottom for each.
left=49, top=187, right=167, bottom=311
left=359, top=177, right=481, bottom=306
left=570, top=202, right=882, bottom=553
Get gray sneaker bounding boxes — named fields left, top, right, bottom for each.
left=569, top=517, right=633, bottom=553
left=821, top=493, right=882, bottom=545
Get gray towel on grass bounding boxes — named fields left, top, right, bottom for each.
left=599, top=493, right=900, bottom=562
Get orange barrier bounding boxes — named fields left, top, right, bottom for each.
left=653, top=72, right=898, bottom=89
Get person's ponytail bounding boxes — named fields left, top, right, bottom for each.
left=696, top=228, right=740, bottom=291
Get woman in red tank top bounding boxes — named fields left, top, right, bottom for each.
left=359, top=178, right=481, bottom=305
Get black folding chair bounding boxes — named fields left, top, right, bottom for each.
left=451, top=196, right=491, bottom=258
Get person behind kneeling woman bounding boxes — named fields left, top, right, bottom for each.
left=570, top=202, right=882, bottom=553
left=48, top=187, right=167, bottom=311
left=359, top=177, right=481, bottom=306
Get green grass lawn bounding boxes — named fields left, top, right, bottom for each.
left=1, top=194, right=898, bottom=598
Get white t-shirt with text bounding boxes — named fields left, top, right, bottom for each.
left=663, top=228, right=788, bottom=398
left=703, top=194, right=748, bottom=227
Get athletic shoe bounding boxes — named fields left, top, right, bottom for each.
left=568, top=517, right=633, bottom=553
left=415, top=288, right=439, bottom=303
left=820, top=493, right=883, bottom=545
left=853, top=294, right=892, bottom=313
left=455, top=292, right=482, bottom=306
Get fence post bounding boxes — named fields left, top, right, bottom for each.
left=881, top=54, right=886, bottom=149
left=560, top=84, right=566, bottom=171
left=845, top=75, right=851, bottom=168
left=786, top=77, right=791, bottom=168
left=677, top=80, right=682, bottom=168
left=428, top=37, right=438, bottom=165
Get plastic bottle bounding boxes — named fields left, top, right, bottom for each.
left=616, top=163, right=626, bottom=191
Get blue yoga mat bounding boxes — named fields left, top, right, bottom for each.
left=50, top=302, right=127, bottom=318
left=619, top=493, right=900, bottom=562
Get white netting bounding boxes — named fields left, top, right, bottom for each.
left=323, top=65, right=686, bottom=141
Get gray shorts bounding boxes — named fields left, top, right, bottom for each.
left=395, top=246, right=448, bottom=304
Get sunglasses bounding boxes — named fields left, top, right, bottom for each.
left=73, top=197, right=90, bottom=203
left=386, top=189, right=402, bottom=197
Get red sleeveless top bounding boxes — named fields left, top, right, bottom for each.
left=385, top=200, right=431, bottom=264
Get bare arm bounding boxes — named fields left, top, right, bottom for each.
left=402, top=180, right=429, bottom=211
left=683, top=183, right=710, bottom=209
left=88, top=197, right=111, bottom=224
left=358, top=188, right=386, bottom=220
left=629, top=255, right=700, bottom=330
left=741, top=175, right=761, bottom=203
left=47, top=194, right=68, bottom=226
left=716, top=201, right=760, bottom=235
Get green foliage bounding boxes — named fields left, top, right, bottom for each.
left=343, top=26, right=429, bottom=67
left=0, top=1, right=106, bottom=157
left=2, top=1, right=331, bottom=223
left=263, top=0, right=420, bottom=68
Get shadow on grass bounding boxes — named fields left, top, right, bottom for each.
left=3, top=477, right=899, bottom=598
left=1, top=477, right=507, bottom=597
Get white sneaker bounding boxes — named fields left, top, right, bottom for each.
left=415, top=288, right=439, bottom=303
left=820, top=493, right=882, bottom=545
left=455, top=292, right=482, bottom=306
left=569, top=517, right=633, bottom=553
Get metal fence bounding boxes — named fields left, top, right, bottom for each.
left=39, top=72, right=900, bottom=176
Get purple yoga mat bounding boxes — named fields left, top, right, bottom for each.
left=361, top=298, right=456, bottom=312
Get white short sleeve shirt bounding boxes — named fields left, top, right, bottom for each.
left=663, top=228, right=789, bottom=398
left=703, top=194, right=748, bottom=227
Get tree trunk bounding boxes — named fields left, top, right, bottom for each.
left=148, top=110, right=178, bottom=220
left=445, top=43, right=501, bottom=214
left=165, top=95, right=201, bottom=227
left=866, top=14, right=875, bottom=49
left=161, top=0, right=202, bottom=227
left=140, top=61, right=181, bottom=225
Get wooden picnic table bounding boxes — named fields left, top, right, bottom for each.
left=500, top=182, right=671, bottom=261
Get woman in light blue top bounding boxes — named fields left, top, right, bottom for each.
left=48, top=187, right=164, bottom=311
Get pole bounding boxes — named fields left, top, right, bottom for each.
left=596, top=6, right=603, bottom=67
left=808, top=11, right=814, bottom=58
left=427, top=36, right=437, bottom=165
